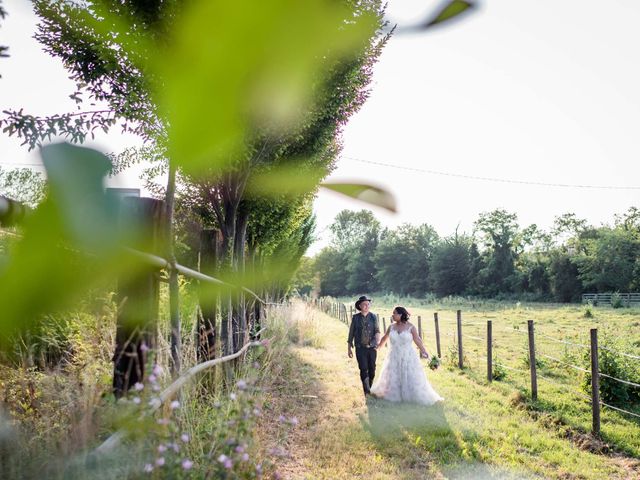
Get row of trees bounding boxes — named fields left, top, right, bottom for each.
left=303, top=207, right=640, bottom=302
left=0, top=0, right=391, bottom=371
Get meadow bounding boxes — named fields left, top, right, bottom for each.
left=338, top=297, right=640, bottom=458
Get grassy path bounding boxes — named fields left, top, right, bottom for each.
left=258, top=306, right=638, bottom=479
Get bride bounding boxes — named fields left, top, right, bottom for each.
left=370, top=306, right=443, bottom=405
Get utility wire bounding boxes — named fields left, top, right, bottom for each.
left=342, top=156, right=640, bottom=191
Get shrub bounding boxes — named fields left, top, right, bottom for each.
left=611, top=292, right=624, bottom=309
left=582, top=332, right=640, bottom=405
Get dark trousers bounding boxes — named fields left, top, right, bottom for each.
left=355, top=346, right=377, bottom=385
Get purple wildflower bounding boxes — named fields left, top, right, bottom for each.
left=181, top=459, right=193, bottom=470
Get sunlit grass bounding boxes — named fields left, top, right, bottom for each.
left=257, top=305, right=638, bottom=479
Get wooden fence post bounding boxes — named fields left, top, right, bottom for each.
left=590, top=328, right=601, bottom=435
left=457, top=310, right=463, bottom=369
left=434, top=312, right=441, bottom=358
left=113, top=197, right=164, bottom=398
left=487, top=320, right=493, bottom=382
left=527, top=320, right=538, bottom=401
left=418, top=315, right=423, bottom=339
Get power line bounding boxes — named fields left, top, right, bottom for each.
left=0, top=161, right=45, bottom=168
left=342, top=156, right=640, bottom=191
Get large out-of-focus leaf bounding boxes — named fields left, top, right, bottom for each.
left=148, top=0, right=377, bottom=177
left=244, top=163, right=322, bottom=199
left=245, top=169, right=397, bottom=215
left=397, top=0, right=476, bottom=33
left=321, top=182, right=397, bottom=212
left=422, top=0, right=475, bottom=29
left=0, top=143, right=145, bottom=349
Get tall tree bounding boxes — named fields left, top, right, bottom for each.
left=374, top=224, right=439, bottom=296
left=474, top=209, right=519, bottom=295
left=429, top=234, right=471, bottom=297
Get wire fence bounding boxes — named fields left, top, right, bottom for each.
left=314, top=299, right=640, bottom=437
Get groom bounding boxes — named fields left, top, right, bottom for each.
left=347, top=295, right=381, bottom=395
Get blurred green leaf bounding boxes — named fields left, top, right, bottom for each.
left=423, top=0, right=475, bottom=28
left=0, top=143, right=144, bottom=348
left=149, top=0, right=377, bottom=176
left=321, top=182, right=396, bottom=212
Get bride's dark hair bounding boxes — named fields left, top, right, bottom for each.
left=394, top=306, right=410, bottom=323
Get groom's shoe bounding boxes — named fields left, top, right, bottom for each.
left=362, top=377, right=371, bottom=395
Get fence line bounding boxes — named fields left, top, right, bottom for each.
left=598, top=346, right=640, bottom=361
left=465, top=334, right=484, bottom=342
left=600, top=401, right=640, bottom=419
left=536, top=372, right=592, bottom=400
left=537, top=353, right=591, bottom=374
left=535, top=332, right=590, bottom=350
left=598, top=372, right=640, bottom=389
left=312, top=300, right=640, bottom=436
left=495, top=362, right=526, bottom=373
left=124, top=247, right=286, bottom=307
left=94, top=331, right=267, bottom=456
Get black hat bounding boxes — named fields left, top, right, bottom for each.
left=355, top=295, right=372, bottom=311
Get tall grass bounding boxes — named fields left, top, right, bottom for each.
left=0, top=285, right=302, bottom=479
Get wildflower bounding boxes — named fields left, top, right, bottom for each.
left=241, top=453, right=249, bottom=462
left=277, top=415, right=286, bottom=423
left=171, top=442, right=180, bottom=453
left=229, top=393, right=237, bottom=401
left=181, top=459, right=193, bottom=470
left=237, top=379, right=247, bottom=390
left=252, top=361, right=260, bottom=369
left=157, top=418, right=170, bottom=426
left=234, top=445, right=245, bottom=454
left=152, top=364, right=162, bottom=376
left=213, top=401, right=222, bottom=408
left=148, top=374, right=157, bottom=383
left=223, top=458, right=233, bottom=469
left=218, top=454, right=229, bottom=463
left=155, top=457, right=165, bottom=467
left=143, top=463, right=153, bottom=473
left=132, top=397, right=141, bottom=405
left=170, top=400, right=180, bottom=410
left=152, top=384, right=161, bottom=392
left=158, top=444, right=167, bottom=453
left=134, top=382, right=144, bottom=391
left=261, top=339, right=270, bottom=347
left=181, top=434, right=190, bottom=443
left=140, top=342, right=150, bottom=352
left=289, top=416, right=299, bottom=425
left=253, top=408, right=262, bottom=417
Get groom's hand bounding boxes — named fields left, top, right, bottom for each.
left=348, top=346, right=353, bottom=358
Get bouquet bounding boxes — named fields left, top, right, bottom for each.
left=428, top=356, right=441, bottom=371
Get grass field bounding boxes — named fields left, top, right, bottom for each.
left=259, top=301, right=640, bottom=479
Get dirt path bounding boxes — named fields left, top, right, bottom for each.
left=257, top=306, right=635, bottom=480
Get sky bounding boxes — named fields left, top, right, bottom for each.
left=1, top=0, right=639, bottom=256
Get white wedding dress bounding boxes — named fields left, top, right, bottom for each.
left=370, top=327, right=443, bottom=405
